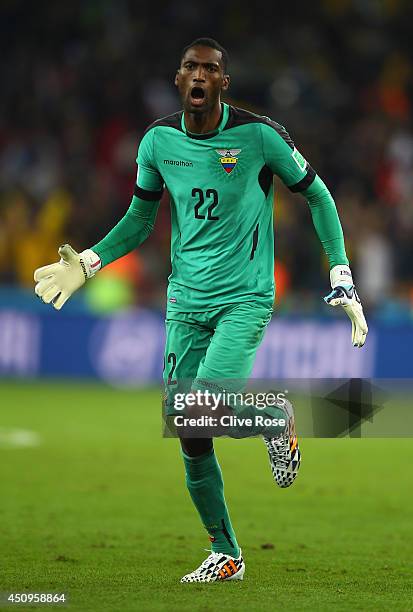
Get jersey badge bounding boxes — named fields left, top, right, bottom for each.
left=215, top=149, right=242, bottom=174
left=291, top=147, right=307, bottom=172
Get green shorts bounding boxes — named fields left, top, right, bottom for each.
left=163, top=301, right=273, bottom=416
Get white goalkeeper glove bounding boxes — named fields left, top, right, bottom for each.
left=34, top=244, right=101, bottom=310
left=324, top=264, right=368, bottom=347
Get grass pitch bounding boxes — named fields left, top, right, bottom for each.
left=0, top=381, right=412, bottom=611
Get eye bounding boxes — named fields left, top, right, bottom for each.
left=185, top=62, right=195, bottom=70
left=207, top=65, right=218, bottom=72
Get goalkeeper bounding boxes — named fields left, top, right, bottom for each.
left=34, top=38, right=368, bottom=583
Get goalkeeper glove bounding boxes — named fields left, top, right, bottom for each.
left=34, top=244, right=101, bottom=310
left=324, top=264, right=368, bottom=348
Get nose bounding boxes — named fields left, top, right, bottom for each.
left=193, top=65, right=206, bottom=82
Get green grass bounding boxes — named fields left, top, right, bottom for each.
left=0, top=381, right=412, bottom=611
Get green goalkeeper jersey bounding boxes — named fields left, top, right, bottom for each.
left=93, top=102, right=348, bottom=311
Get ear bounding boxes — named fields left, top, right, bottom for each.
left=174, top=70, right=179, bottom=87
left=221, top=74, right=230, bottom=92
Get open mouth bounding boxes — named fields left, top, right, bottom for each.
left=190, top=86, right=206, bottom=106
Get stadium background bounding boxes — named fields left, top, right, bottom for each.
left=0, top=2, right=412, bottom=610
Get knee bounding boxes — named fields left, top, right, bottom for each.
left=180, top=437, right=213, bottom=457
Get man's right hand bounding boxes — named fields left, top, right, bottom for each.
left=34, top=244, right=101, bottom=310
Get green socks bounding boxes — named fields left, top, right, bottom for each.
left=182, top=448, right=240, bottom=558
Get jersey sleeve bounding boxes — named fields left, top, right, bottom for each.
left=303, top=175, right=349, bottom=268
left=260, top=119, right=348, bottom=268
left=135, top=129, right=164, bottom=199
left=260, top=121, right=316, bottom=192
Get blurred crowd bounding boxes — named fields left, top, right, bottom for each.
left=1, top=0, right=412, bottom=315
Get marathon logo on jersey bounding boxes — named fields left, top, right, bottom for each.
left=163, top=159, right=193, bottom=167
left=291, top=147, right=307, bottom=172
left=215, top=149, right=242, bottom=174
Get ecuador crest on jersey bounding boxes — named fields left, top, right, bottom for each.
left=215, top=149, right=242, bottom=174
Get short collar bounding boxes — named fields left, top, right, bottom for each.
left=181, top=103, right=229, bottom=140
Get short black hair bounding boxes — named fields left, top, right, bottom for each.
left=181, top=38, right=229, bottom=72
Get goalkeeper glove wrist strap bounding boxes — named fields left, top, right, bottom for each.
left=330, top=264, right=353, bottom=289
left=74, top=249, right=101, bottom=278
